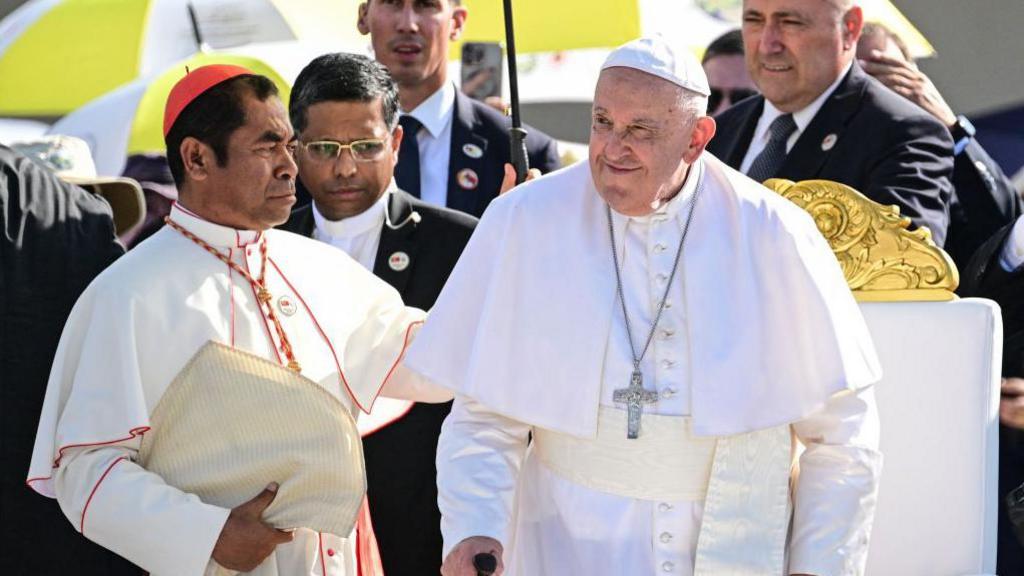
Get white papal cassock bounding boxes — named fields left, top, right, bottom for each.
left=405, top=155, right=884, bottom=575
left=27, top=204, right=448, bottom=576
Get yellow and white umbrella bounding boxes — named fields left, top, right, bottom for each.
left=49, top=42, right=337, bottom=176
left=0, top=0, right=364, bottom=117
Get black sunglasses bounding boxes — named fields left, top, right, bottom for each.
left=709, top=87, right=758, bottom=113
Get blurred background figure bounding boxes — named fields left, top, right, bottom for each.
left=701, top=29, right=758, bottom=116
left=119, top=154, right=177, bottom=249
left=1, top=141, right=140, bottom=575
left=857, top=22, right=1022, bottom=268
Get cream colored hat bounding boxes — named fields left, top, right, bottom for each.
left=601, top=35, right=711, bottom=96
left=10, top=135, right=145, bottom=236
left=139, top=342, right=366, bottom=537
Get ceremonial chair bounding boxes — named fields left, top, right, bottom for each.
left=767, top=180, right=1001, bottom=576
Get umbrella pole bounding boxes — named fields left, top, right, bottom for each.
left=502, top=0, right=529, bottom=184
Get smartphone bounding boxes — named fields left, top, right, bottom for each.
left=461, top=42, right=503, bottom=102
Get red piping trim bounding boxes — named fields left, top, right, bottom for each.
left=270, top=257, right=423, bottom=414
left=25, top=426, right=150, bottom=490
left=80, top=456, right=127, bottom=534
left=318, top=532, right=328, bottom=576
left=242, top=250, right=283, bottom=364
left=228, top=249, right=236, bottom=346
left=172, top=201, right=201, bottom=219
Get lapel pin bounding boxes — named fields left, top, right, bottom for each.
left=457, top=168, right=479, bottom=190
left=821, top=133, right=838, bottom=151
left=277, top=295, right=298, bottom=316
left=388, top=251, right=411, bottom=272
left=462, top=143, right=484, bottom=159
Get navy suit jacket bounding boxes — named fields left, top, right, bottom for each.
left=430, top=91, right=561, bottom=218
left=279, top=190, right=476, bottom=576
left=707, top=64, right=955, bottom=247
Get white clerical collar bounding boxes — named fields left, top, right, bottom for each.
left=403, top=81, right=456, bottom=138
left=169, top=202, right=262, bottom=248
left=609, top=156, right=704, bottom=228
left=754, top=61, right=853, bottom=142
left=312, top=186, right=390, bottom=241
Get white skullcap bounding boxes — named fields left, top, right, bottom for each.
left=601, top=35, right=711, bottom=97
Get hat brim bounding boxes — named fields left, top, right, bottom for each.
left=62, top=176, right=145, bottom=236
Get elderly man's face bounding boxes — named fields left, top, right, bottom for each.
left=198, top=94, right=298, bottom=230
left=589, top=67, right=716, bottom=217
left=296, top=98, right=402, bottom=221
left=742, top=0, right=862, bottom=112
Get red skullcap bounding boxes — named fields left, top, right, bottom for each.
left=163, top=64, right=255, bottom=136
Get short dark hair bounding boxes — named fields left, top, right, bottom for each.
left=290, top=53, right=400, bottom=135
left=702, top=29, right=744, bottom=64
left=164, top=74, right=279, bottom=188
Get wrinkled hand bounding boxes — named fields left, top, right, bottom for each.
left=441, top=536, right=504, bottom=576
left=1002, top=378, right=1024, bottom=430
left=859, top=50, right=957, bottom=127
left=212, top=483, right=294, bottom=572
left=499, top=163, right=542, bottom=196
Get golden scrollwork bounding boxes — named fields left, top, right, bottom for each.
left=764, top=179, right=959, bottom=302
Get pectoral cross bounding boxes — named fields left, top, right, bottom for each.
left=612, top=370, right=659, bottom=439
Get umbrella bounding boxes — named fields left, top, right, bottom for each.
left=458, top=0, right=933, bottom=58
left=49, top=42, right=339, bottom=176
left=0, top=0, right=364, bottom=117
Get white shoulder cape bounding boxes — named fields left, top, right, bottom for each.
left=405, top=155, right=880, bottom=437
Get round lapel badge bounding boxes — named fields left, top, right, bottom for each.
left=277, top=295, right=298, bottom=316
left=388, top=251, right=411, bottom=272
left=821, top=133, right=838, bottom=152
left=462, top=143, right=484, bottom=159
left=457, top=168, right=479, bottom=190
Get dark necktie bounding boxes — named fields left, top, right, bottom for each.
left=745, top=113, right=797, bottom=183
left=395, top=115, right=423, bottom=198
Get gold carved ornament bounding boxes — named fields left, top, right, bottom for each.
left=764, top=179, right=959, bottom=302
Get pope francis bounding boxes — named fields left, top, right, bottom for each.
left=405, top=36, right=883, bottom=576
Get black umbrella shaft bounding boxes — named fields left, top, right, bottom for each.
left=502, top=0, right=522, bottom=129
left=502, top=0, right=529, bottom=184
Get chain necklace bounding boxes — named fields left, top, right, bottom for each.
left=607, top=183, right=701, bottom=438
left=164, top=217, right=302, bottom=373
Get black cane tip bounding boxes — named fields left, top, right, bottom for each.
left=473, top=552, right=498, bottom=575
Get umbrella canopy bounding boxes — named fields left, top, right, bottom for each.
left=457, top=0, right=933, bottom=57
left=49, top=42, right=333, bottom=176
left=0, top=0, right=364, bottom=117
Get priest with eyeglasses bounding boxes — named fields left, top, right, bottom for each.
left=406, top=36, right=884, bottom=576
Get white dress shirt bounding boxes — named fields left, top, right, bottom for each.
left=312, top=190, right=389, bottom=271
left=740, top=63, right=854, bottom=174
left=402, top=82, right=456, bottom=207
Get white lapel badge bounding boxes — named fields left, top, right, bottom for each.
left=388, top=251, right=411, bottom=272
left=462, top=143, right=484, bottom=159
left=457, top=168, right=479, bottom=190
left=277, top=295, right=298, bottom=316
left=821, top=133, right=838, bottom=151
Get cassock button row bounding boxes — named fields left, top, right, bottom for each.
left=653, top=243, right=667, bottom=253
left=661, top=388, right=677, bottom=399
left=656, top=273, right=668, bottom=284
left=664, top=300, right=673, bottom=309
left=660, top=531, right=673, bottom=543
left=662, top=561, right=675, bottom=572
left=658, top=502, right=673, bottom=512
left=327, top=549, right=335, bottom=557
left=661, top=328, right=675, bottom=339
left=662, top=359, right=675, bottom=369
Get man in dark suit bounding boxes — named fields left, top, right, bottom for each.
left=1, top=144, right=141, bottom=575
left=706, top=0, right=954, bottom=247
left=280, top=52, right=476, bottom=576
left=357, top=0, right=561, bottom=218
left=856, top=23, right=1022, bottom=267
left=961, top=217, right=1024, bottom=574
